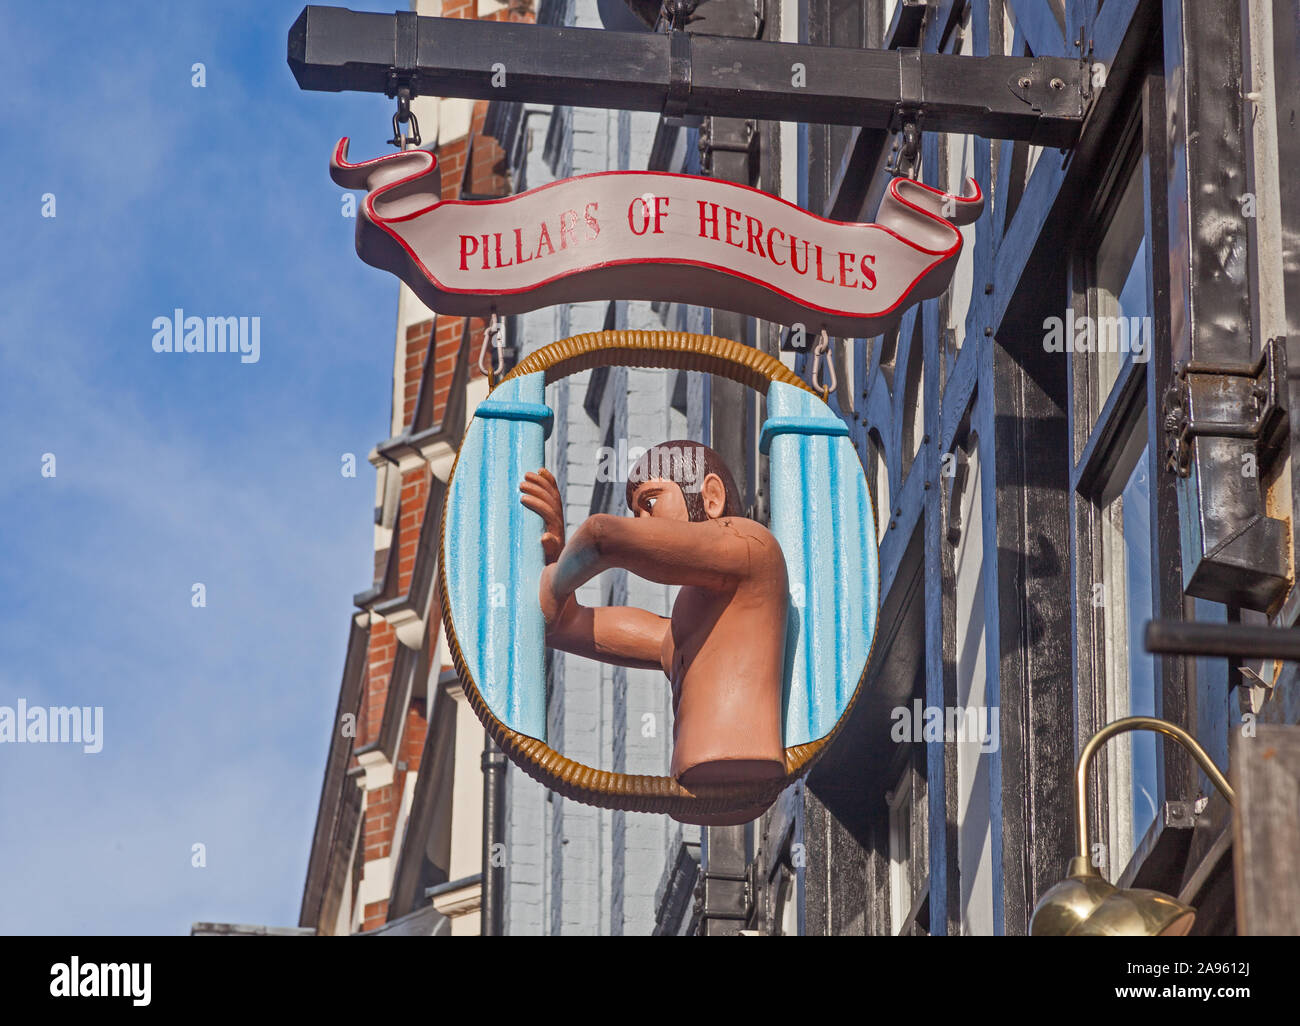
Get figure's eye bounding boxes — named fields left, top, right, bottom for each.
left=644, top=495, right=657, bottom=511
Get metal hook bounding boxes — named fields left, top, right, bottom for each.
left=887, top=120, right=922, bottom=179
left=810, top=329, right=837, bottom=402
left=388, top=85, right=422, bottom=149
left=901, top=122, right=921, bottom=179
left=478, top=313, right=505, bottom=378
left=660, top=0, right=697, bottom=30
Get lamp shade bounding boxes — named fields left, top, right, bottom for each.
left=1030, top=858, right=1196, bottom=936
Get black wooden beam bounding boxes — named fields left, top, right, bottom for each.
left=1145, top=620, right=1300, bottom=661
left=287, top=6, right=1090, bottom=146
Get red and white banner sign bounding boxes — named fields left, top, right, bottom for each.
left=331, top=139, right=982, bottom=338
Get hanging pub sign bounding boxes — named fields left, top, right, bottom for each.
left=326, top=139, right=972, bottom=824
left=331, top=139, right=983, bottom=337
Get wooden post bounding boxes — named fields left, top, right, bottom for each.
left=1232, top=723, right=1300, bottom=934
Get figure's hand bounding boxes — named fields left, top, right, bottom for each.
left=519, top=468, right=565, bottom=564
left=538, top=562, right=572, bottom=631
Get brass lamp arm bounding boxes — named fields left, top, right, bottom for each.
left=1073, top=716, right=1236, bottom=863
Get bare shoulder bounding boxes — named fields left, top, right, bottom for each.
left=712, top=517, right=786, bottom=563
left=713, top=516, right=775, bottom=540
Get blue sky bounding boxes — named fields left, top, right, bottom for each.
left=0, top=0, right=409, bottom=933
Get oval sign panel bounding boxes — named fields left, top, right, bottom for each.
left=438, top=331, right=879, bottom=824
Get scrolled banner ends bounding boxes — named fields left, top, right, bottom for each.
left=331, top=138, right=983, bottom=338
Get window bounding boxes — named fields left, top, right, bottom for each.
left=1072, top=112, right=1162, bottom=883
left=1097, top=429, right=1158, bottom=872
left=1090, top=161, right=1147, bottom=425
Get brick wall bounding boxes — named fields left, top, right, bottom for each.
left=402, top=321, right=430, bottom=428
left=359, top=699, right=429, bottom=931
left=362, top=620, right=396, bottom=748
left=400, top=312, right=492, bottom=434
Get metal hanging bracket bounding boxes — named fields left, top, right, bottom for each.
left=886, top=118, right=923, bottom=178
left=387, top=84, right=422, bottom=149
left=1162, top=337, right=1291, bottom=612
left=697, top=118, right=757, bottom=178
left=663, top=26, right=692, bottom=119
left=385, top=10, right=422, bottom=148
left=1162, top=336, right=1287, bottom=478
left=659, top=0, right=698, bottom=30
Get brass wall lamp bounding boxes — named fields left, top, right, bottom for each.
left=1030, top=716, right=1236, bottom=936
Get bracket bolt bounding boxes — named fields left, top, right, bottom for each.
left=1018, top=76, right=1032, bottom=88
left=1050, top=77, right=1065, bottom=91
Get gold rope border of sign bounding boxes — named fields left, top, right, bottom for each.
left=436, top=329, right=877, bottom=817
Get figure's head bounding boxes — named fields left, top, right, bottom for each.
left=625, top=440, right=744, bottom=522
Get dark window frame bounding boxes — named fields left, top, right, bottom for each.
left=1068, top=70, right=1188, bottom=888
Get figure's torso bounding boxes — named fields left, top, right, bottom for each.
left=658, top=518, right=789, bottom=788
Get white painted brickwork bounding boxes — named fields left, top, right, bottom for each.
left=500, top=0, right=702, bottom=935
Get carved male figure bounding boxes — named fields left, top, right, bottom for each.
left=519, top=442, right=789, bottom=815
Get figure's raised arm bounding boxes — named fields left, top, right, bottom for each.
left=521, top=469, right=671, bottom=672
left=553, top=513, right=777, bottom=596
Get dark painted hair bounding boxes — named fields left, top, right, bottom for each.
left=625, top=440, right=745, bottom=522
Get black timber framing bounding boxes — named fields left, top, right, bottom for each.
left=990, top=0, right=1203, bottom=931
left=921, top=0, right=993, bottom=939
left=651, top=840, right=701, bottom=935
left=802, top=781, right=871, bottom=934
left=841, top=0, right=1172, bottom=935
left=749, top=0, right=794, bottom=927
left=745, top=781, right=804, bottom=934
left=925, top=4, right=973, bottom=936
left=805, top=520, right=925, bottom=934
left=989, top=183, right=1073, bottom=937
left=288, top=6, right=1091, bottom=146
left=980, top=0, right=1154, bottom=932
